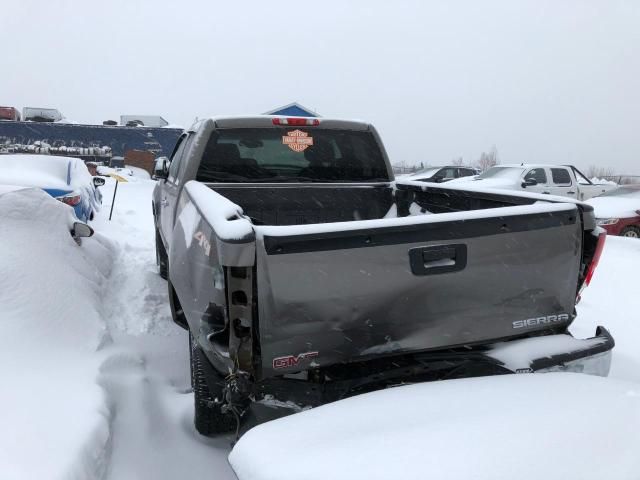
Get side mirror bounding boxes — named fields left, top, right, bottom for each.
left=522, top=178, right=537, bottom=188
left=434, top=176, right=444, bottom=183
left=154, top=157, right=170, bottom=180
left=71, top=222, right=94, bottom=239
left=93, top=177, right=106, bottom=187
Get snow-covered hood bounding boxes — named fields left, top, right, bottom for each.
left=586, top=196, right=640, bottom=219
left=229, top=373, right=640, bottom=480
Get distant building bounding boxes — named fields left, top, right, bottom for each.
left=264, top=102, right=319, bottom=117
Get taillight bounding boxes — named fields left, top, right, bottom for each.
left=272, top=117, right=320, bottom=126
left=579, top=231, right=606, bottom=297
left=58, top=194, right=81, bottom=206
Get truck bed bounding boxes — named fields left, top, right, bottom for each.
left=175, top=180, right=591, bottom=379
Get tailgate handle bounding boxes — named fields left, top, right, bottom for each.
left=409, top=244, right=467, bottom=276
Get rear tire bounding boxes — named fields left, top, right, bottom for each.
left=620, top=226, right=640, bottom=239
left=189, top=333, right=236, bottom=436
left=155, top=229, right=168, bottom=279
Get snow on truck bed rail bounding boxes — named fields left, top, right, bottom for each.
left=255, top=202, right=577, bottom=237
left=187, top=180, right=578, bottom=238
left=185, top=181, right=254, bottom=241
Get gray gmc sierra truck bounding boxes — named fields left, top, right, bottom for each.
left=153, top=115, right=613, bottom=436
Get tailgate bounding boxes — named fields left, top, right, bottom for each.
left=254, top=203, right=583, bottom=377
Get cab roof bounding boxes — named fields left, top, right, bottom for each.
left=189, top=115, right=371, bottom=132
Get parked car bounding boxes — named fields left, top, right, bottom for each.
left=463, top=164, right=616, bottom=201
left=0, top=154, right=104, bottom=222
left=153, top=116, right=612, bottom=437
left=586, top=185, right=640, bottom=238
left=409, top=165, right=479, bottom=183
left=0, top=186, right=95, bottom=244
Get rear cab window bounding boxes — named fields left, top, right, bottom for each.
left=439, top=167, right=456, bottom=180
left=551, top=168, right=572, bottom=186
left=195, top=127, right=390, bottom=183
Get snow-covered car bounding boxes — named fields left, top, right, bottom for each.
left=0, top=154, right=104, bottom=222
left=409, top=165, right=479, bottom=183
left=0, top=185, right=94, bottom=240
left=464, top=164, right=616, bottom=201
left=586, top=185, right=640, bottom=238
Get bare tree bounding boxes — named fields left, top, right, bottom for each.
left=474, top=145, right=499, bottom=171
left=585, top=165, right=616, bottom=180
left=451, top=156, right=464, bottom=166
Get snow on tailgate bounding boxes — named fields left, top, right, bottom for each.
left=229, top=373, right=640, bottom=480
left=0, top=188, right=114, bottom=479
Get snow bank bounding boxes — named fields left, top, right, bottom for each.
left=230, top=373, right=640, bottom=480
left=0, top=188, right=115, bottom=480
left=573, top=236, right=640, bottom=383
left=591, top=177, right=617, bottom=185
left=96, top=165, right=151, bottom=181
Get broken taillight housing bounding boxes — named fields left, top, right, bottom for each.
left=578, top=230, right=606, bottom=300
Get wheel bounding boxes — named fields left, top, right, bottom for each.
left=189, top=332, right=236, bottom=435
left=155, top=229, right=168, bottom=279
left=620, top=226, right=640, bottom=239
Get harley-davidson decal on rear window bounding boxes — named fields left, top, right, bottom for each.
left=282, top=129, right=313, bottom=152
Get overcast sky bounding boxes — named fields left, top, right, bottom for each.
left=2, top=0, right=639, bottom=173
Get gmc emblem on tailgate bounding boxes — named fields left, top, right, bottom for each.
left=273, top=351, right=319, bottom=369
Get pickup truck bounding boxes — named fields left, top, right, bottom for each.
left=454, top=163, right=616, bottom=201
left=153, top=116, right=614, bottom=436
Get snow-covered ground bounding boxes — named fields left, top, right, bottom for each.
left=1, top=177, right=639, bottom=479
left=0, top=179, right=235, bottom=480
left=90, top=178, right=236, bottom=480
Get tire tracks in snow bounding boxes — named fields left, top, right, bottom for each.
left=92, top=181, right=235, bottom=480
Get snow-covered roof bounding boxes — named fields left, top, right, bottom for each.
left=263, top=102, right=320, bottom=117
left=0, top=154, right=92, bottom=191
left=497, top=163, right=571, bottom=169
left=188, top=115, right=370, bottom=132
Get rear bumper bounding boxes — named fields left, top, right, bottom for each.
left=240, top=327, right=614, bottom=435
left=486, top=326, right=614, bottom=376
left=236, top=327, right=614, bottom=435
